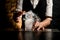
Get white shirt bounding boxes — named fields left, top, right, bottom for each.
left=30, top=0, right=39, bottom=9
left=16, top=0, right=53, bottom=17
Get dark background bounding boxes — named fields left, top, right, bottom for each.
left=50, top=0, right=60, bottom=30
left=0, top=0, right=8, bottom=30
left=0, top=0, right=17, bottom=30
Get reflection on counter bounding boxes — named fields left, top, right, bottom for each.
left=18, top=29, right=60, bottom=40
left=0, top=29, right=60, bottom=40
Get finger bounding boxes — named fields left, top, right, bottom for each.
left=32, top=26, right=37, bottom=31
left=35, top=24, right=38, bottom=27
left=37, top=27, right=41, bottom=31
left=33, top=26, right=38, bottom=31
left=37, top=24, right=42, bottom=31
left=42, top=27, right=45, bottom=31
left=22, top=11, right=24, bottom=14
left=35, top=23, right=39, bottom=27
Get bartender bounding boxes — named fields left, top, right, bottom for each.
left=13, top=0, right=53, bottom=31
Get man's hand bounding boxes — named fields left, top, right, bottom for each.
left=16, top=16, right=22, bottom=29
left=32, top=22, right=45, bottom=31
left=37, top=22, right=45, bottom=31
left=32, top=21, right=40, bottom=31
left=32, top=18, right=52, bottom=31
left=13, top=11, right=26, bottom=29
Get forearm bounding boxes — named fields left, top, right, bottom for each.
left=41, top=18, right=52, bottom=27
left=42, top=0, right=53, bottom=27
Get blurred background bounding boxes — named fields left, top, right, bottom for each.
left=0, top=0, right=17, bottom=31
left=0, top=0, right=60, bottom=31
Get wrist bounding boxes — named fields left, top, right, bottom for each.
left=40, top=18, right=52, bottom=27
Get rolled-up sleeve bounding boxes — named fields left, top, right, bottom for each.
left=45, top=0, right=53, bottom=17
left=16, top=0, right=23, bottom=11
